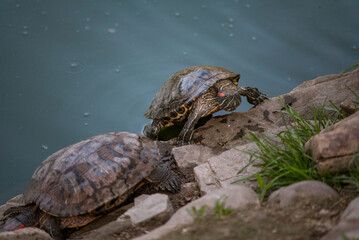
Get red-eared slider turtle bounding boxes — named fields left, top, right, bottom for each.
left=0, top=132, right=180, bottom=240
left=143, top=65, right=267, bottom=145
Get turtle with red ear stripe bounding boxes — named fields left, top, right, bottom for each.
left=143, top=65, right=268, bottom=145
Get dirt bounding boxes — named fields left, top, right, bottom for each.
left=158, top=193, right=355, bottom=240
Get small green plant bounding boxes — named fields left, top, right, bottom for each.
left=213, top=195, right=233, bottom=219
left=255, top=174, right=279, bottom=201
left=187, top=205, right=206, bottom=221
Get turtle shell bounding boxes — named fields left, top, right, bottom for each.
left=21, top=132, right=160, bottom=217
left=145, top=65, right=239, bottom=119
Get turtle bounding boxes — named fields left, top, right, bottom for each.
left=0, top=132, right=181, bottom=240
left=143, top=65, right=268, bottom=145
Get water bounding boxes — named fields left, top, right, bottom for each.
left=0, top=0, right=358, bottom=204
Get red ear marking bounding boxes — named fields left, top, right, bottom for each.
left=218, top=92, right=225, bottom=97
left=14, top=224, right=26, bottom=231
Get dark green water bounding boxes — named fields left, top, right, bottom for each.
left=0, top=0, right=358, bottom=204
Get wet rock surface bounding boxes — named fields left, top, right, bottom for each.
left=0, top=69, right=358, bottom=239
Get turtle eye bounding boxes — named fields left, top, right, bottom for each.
left=218, top=92, right=225, bottom=97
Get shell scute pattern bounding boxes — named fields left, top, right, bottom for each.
left=145, top=65, right=238, bottom=120
left=22, top=132, right=160, bottom=217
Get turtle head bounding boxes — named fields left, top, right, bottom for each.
left=217, top=91, right=242, bottom=112
left=143, top=123, right=161, bottom=139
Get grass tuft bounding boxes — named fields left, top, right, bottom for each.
left=213, top=195, right=233, bottom=219
left=238, top=95, right=359, bottom=199
left=187, top=205, right=207, bottom=222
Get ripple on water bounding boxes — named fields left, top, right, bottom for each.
left=64, top=61, right=86, bottom=74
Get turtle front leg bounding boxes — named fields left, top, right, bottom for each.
left=38, top=213, right=65, bottom=240
left=147, top=161, right=181, bottom=193
left=177, top=97, right=214, bottom=145
left=237, top=86, right=268, bottom=106
left=143, top=119, right=164, bottom=140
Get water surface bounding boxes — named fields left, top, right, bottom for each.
left=0, top=0, right=358, bottom=204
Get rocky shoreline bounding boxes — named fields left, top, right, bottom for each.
left=1, top=69, right=358, bottom=240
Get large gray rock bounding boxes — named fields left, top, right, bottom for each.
left=0, top=227, right=52, bottom=240
left=172, top=144, right=217, bottom=169
left=268, top=180, right=340, bottom=207
left=123, top=193, right=174, bottom=225
left=193, top=69, right=359, bottom=148
left=305, top=111, right=359, bottom=174
left=133, top=185, right=259, bottom=240
left=194, top=142, right=261, bottom=195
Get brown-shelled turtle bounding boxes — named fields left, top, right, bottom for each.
left=144, top=65, right=267, bottom=145
left=0, top=132, right=181, bottom=240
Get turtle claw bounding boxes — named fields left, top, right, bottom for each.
left=244, top=87, right=268, bottom=106
left=249, top=93, right=268, bottom=106
left=166, top=175, right=182, bottom=193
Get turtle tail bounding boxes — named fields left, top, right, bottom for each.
left=0, top=204, right=65, bottom=240
left=0, top=205, right=39, bottom=231
left=0, top=205, right=39, bottom=232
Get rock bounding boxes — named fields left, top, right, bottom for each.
left=208, top=142, right=261, bottom=190
left=340, top=98, right=357, bottom=116
left=193, top=111, right=273, bottom=148
left=320, top=220, right=359, bottom=240
left=341, top=196, right=359, bottom=221
left=72, top=217, right=132, bottom=240
left=193, top=163, right=218, bottom=195
left=181, top=182, right=200, bottom=202
left=268, top=180, right=340, bottom=207
left=305, top=111, right=359, bottom=174
left=321, top=197, right=359, bottom=239
left=133, top=185, right=259, bottom=240
left=134, top=194, right=150, bottom=205
left=193, top=69, right=359, bottom=149
left=0, top=227, right=52, bottom=240
left=194, top=142, right=261, bottom=195
left=123, top=193, right=174, bottom=225
left=172, top=144, right=217, bottom=169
